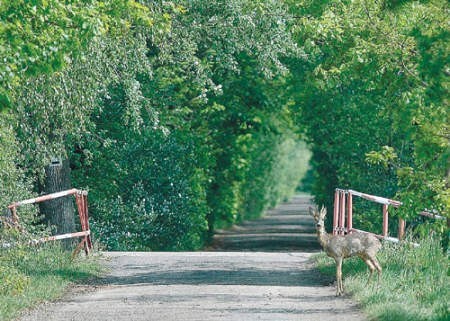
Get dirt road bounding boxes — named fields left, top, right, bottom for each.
left=210, top=195, right=319, bottom=252
left=18, top=195, right=367, bottom=321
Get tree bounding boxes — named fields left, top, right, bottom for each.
left=286, top=0, right=449, bottom=234
left=39, top=159, right=75, bottom=249
left=7, top=0, right=309, bottom=251
left=0, top=0, right=152, bottom=108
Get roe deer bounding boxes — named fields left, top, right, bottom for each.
left=309, top=206, right=382, bottom=296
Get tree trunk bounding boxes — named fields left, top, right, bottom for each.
left=40, top=158, right=75, bottom=249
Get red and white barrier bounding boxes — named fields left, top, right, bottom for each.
left=6, top=189, right=92, bottom=257
left=32, top=231, right=91, bottom=243
left=9, top=188, right=80, bottom=207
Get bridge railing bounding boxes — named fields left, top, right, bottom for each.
left=4, top=188, right=93, bottom=257
left=333, top=188, right=446, bottom=243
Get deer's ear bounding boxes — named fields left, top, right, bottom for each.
left=308, top=207, right=315, bottom=217
left=319, top=206, right=327, bottom=217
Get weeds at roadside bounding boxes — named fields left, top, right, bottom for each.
left=314, top=235, right=449, bottom=321
left=0, top=243, right=102, bottom=321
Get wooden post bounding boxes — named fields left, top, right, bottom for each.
left=382, top=204, right=389, bottom=237
left=11, top=206, right=18, bottom=225
left=339, top=191, right=346, bottom=235
left=398, top=218, right=405, bottom=240
left=333, top=190, right=339, bottom=235
left=347, top=192, right=353, bottom=234
left=83, top=193, right=93, bottom=249
left=74, top=192, right=93, bottom=255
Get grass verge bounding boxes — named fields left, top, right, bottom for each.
left=0, top=243, right=103, bottom=321
left=314, top=235, right=449, bottom=321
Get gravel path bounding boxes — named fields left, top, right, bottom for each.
left=17, top=195, right=367, bottom=321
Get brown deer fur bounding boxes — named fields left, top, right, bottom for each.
left=310, top=206, right=382, bottom=296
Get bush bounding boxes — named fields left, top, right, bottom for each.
left=238, top=132, right=311, bottom=220
left=75, top=128, right=210, bottom=251
left=0, top=113, right=36, bottom=227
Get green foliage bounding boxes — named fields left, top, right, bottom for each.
left=205, top=71, right=306, bottom=230
left=14, top=31, right=153, bottom=177
left=315, top=235, right=449, bottom=321
left=75, top=126, right=210, bottom=250
left=237, top=131, right=310, bottom=221
left=0, top=112, right=36, bottom=226
left=0, top=0, right=154, bottom=109
left=1, top=3, right=447, bottom=319
left=2, top=0, right=447, bottom=253
left=0, top=263, right=29, bottom=296
left=7, top=0, right=305, bottom=251
left=287, top=0, right=449, bottom=234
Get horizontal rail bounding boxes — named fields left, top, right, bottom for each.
left=419, top=211, right=446, bottom=220
left=348, top=189, right=402, bottom=207
left=32, top=230, right=90, bottom=244
left=351, top=228, right=384, bottom=240
left=350, top=228, right=419, bottom=247
left=336, top=187, right=444, bottom=246
left=4, top=189, right=92, bottom=257
left=8, top=189, right=84, bottom=208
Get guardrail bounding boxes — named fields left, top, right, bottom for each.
left=333, top=188, right=446, bottom=243
left=5, top=188, right=93, bottom=257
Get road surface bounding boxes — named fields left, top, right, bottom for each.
left=18, top=195, right=366, bottom=321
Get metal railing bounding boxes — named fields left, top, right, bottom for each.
left=333, top=188, right=446, bottom=243
left=6, top=188, right=93, bottom=257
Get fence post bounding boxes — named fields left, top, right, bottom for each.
left=83, top=193, right=92, bottom=249
left=398, top=218, right=405, bottom=240
left=333, top=190, right=339, bottom=235
left=347, top=192, right=353, bottom=234
left=339, top=191, right=346, bottom=235
left=74, top=192, right=92, bottom=255
left=382, top=204, right=389, bottom=237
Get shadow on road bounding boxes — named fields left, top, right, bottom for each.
left=98, top=265, right=333, bottom=287
left=210, top=194, right=321, bottom=252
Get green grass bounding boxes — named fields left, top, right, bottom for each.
left=314, top=235, right=449, bottom=321
left=0, top=244, right=103, bottom=321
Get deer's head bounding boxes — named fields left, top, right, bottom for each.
left=309, top=206, right=327, bottom=228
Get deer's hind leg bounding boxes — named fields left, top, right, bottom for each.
left=370, top=256, right=382, bottom=285
left=360, top=255, right=376, bottom=285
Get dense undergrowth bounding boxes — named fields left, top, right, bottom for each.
left=315, top=235, right=449, bottom=321
left=0, top=244, right=102, bottom=321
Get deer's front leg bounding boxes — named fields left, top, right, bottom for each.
left=335, top=257, right=343, bottom=296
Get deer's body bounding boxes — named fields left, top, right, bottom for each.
left=317, top=230, right=381, bottom=260
left=310, top=207, right=382, bottom=296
